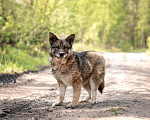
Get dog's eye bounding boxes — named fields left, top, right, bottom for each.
left=53, top=47, right=59, bottom=51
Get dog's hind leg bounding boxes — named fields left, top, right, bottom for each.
left=90, top=68, right=105, bottom=104
left=89, top=77, right=98, bottom=104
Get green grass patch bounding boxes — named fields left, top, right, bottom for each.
left=146, top=37, right=150, bottom=55
left=73, top=42, right=121, bottom=53
left=122, top=48, right=146, bottom=53
left=109, top=106, right=123, bottom=116
left=146, top=50, right=150, bottom=55
left=109, top=107, right=118, bottom=116
left=0, top=45, right=49, bottom=74
left=73, top=42, right=147, bottom=53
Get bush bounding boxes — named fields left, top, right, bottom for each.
left=0, top=45, right=49, bottom=74
left=146, top=37, right=150, bottom=55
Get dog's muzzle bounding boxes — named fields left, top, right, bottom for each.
left=59, top=52, right=64, bottom=58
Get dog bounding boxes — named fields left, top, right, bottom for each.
left=49, top=32, right=105, bottom=108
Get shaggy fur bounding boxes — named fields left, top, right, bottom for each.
left=49, top=32, right=105, bottom=108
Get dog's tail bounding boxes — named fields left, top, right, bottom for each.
left=98, top=81, right=104, bottom=94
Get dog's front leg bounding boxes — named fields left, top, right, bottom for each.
left=66, top=80, right=81, bottom=108
left=52, top=81, right=66, bottom=107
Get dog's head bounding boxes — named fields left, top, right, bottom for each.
left=49, top=32, right=75, bottom=59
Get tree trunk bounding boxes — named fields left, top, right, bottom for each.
left=44, top=0, right=49, bottom=20
left=31, top=0, right=33, bottom=6
left=131, top=24, right=134, bottom=48
left=140, top=29, right=143, bottom=49
left=144, top=33, right=148, bottom=48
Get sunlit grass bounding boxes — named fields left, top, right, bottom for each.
left=146, top=50, right=150, bottom=55
left=122, top=48, right=146, bottom=53
left=73, top=42, right=147, bottom=53
left=74, top=42, right=122, bottom=53
left=0, top=46, right=49, bottom=74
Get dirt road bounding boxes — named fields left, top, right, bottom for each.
left=0, top=53, right=150, bottom=120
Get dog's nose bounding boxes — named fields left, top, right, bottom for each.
left=59, top=53, right=64, bottom=58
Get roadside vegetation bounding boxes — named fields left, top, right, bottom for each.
left=0, top=0, right=150, bottom=74
left=0, top=45, right=49, bottom=74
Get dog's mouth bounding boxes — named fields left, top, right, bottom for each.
left=59, top=52, right=65, bottom=58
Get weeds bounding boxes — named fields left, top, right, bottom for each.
left=0, top=41, right=148, bottom=74
left=73, top=42, right=146, bottom=53
left=109, top=107, right=118, bottom=116
left=0, top=45, right=49, bottom=74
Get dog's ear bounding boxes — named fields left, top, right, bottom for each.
left=66, top=34, right=75, bottom=46
left=49, top=32, right=58, bottom=45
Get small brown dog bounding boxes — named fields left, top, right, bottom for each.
left=49, top=32, right=105, bottom=108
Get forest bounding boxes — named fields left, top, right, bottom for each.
left=0, top=0, right=150, bottom=73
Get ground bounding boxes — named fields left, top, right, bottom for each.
left=0, top=53, right=150, bottom=120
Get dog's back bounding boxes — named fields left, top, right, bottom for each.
left=76, top=51, right=105, bottom=94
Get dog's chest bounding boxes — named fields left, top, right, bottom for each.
left=60, top=72, right=72, bottom=86
left=52, top=65, right=73, bottom=86
left=50, top=56, right=80, bottom=86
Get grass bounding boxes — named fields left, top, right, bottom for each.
left=109, top=107, right=118, bottom=116
left=0, top=42, right=148, bottom=74
left=122, top=48, right=146, bottom=53
left=146, top=49, right=150, bottom=55
left=73, top=42, right=122, bottom=53
left=0, top=45, right=49, bottom=74
left=73, top=42, right=147, bottom=53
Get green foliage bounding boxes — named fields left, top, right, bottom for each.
left=1, top=0, right=150, bottom=50
left=146, top=37, right=150, bottom=55
left=0, top=45, right=49, bottom=74
left=0, top=0, right=150, bottom=74
left=73, top=42, right=122, bottom=53
left=109, top=107, right=118, bottom=116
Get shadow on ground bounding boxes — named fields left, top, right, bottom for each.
left=0, top=88, right=150, bottom=120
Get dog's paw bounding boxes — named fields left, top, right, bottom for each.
left=90, top=100, right=96, bottom=105
left=65, top=103, right=76, bottom=109
left=52, top=102, right=61, bottom=107
left=79, top=96, right=91, bottom=103
left=79, top=99, right=88, bottom=103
